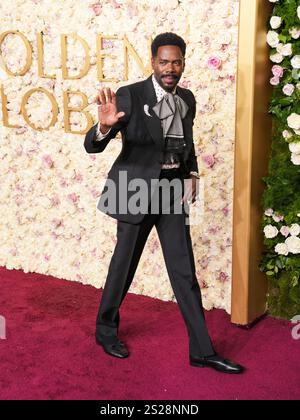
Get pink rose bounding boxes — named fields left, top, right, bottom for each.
left=149, top=239, right=159, bottom=253
left=42, top=154, right=54, bottom=168
left=207, top=56, right=222, bottom=70
left=202, top=154, right=215, bottom=168
left=222, top=206, right=229, bottom=216
left=219, top=272, right=229, bottom=283
left=67, top=193, right=79, bottom=204
left=60, top=178, right=69, bottom=188
left=75, top=234, right=81, bottom=242
left=220, top=44, right=228, bottom=52
left=208, top=226, right=219, bottom=235
left=272, top=65, right=284, bottom=78
left=50, top=194, right=60, bottom=207
left=127, top=4, right=138, bottom=18
left=51, top=218, right=63, bottom=228
left=73, top=172, right=83, bottom=183
left=111, top=0, right=121, bottom=8
left=102, top=39, right=114, bottom=48
left=179, top=80, right=190, bottom=89
left=91, top=4, right=102, bottom=15
left=270, top=76, right=280, bottom=86
left=91, top=188, right=101, bottom=199
left=199, top=256, right=209, bottom=269
left=16, top=145, right=23, bottom=156
left=15, top=195, right=23, bottom=206
left=203, top=36, right=210, bottom=47
left=199, top=278, right=208, bottom=289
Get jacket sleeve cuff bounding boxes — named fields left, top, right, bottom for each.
left=95, top=122, right=112, bottom=141
left=189, top=171, right=201, bottom=179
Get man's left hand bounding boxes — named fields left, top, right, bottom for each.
left=181, top=175, right=199, bottom=204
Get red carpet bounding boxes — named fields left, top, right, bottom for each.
left=0, top=266, right=299, bottom=400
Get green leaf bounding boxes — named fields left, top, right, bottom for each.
left=266, top=271, right=275, bottom=276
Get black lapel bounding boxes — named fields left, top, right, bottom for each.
left=176, top=86, right=193, bottom=150
left=141, top=75, right=164, bottom=151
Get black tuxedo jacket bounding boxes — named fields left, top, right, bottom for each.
left=84, top=74, right=199, bottom=224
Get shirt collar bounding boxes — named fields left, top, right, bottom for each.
left=152, top=74, right=177, bottom=102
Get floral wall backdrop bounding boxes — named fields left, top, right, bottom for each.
left=0, top=0, right=239, bottom=313
left=261, top=0, right=300, bottom=319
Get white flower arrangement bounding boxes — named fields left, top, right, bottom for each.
left=0, top=0, right=240, bottom=312
left=267, top=2, right=300, bottom=171
left=264, top=225, right=279, bottom=239
left=263, top=210, right=300, bottom=256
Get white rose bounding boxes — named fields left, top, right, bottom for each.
left=290, top=224, right=300, bottom=236
left=289, top=142, right=300, bottom=154
left=287, top=113, right=300, bottom=130
left=216, top=32, right=232, bottom=46
left=290, top=28, right=300, bottom=39
left=291, top=55, right=300, bottom=69
left=269, top=0, right=279, bottom=2
left=267, top=30, right=280, bottom=48
left=201, top=120, right=214, bottom=132
left=273, top=213, right=284, bottom=222
left=264, top=208, right=274, bottom=216
left=291, top=153, right=300, bottom=165
left=270, top=16, right=282, bottom=29
left=277, top=43, right=293, bottom=57
left=298, top=6, right=300, bottom=20
left=270, top=53, right=284, bottom=63
left=283, top=130, right=293, bottom=139
left=285, top=236, right=300, bottom=254
left=264, top=225, right=279, bottom=239
left=282, top=84, right=295, bottom=96
left=280, top=226, right=290, bottom=237
left=275, top=243, right=289, bottom=256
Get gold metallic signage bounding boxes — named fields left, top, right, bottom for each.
left=0, top=30, right=152, bottom=134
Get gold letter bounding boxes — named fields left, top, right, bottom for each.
left=123, top=35, right=152, bottom=80
left=37, top=32, right=56, bottom=79
left=0, top=31, right=32, bottom=76
left=96, top=35, right=119, bottom=82
left=1, top=84, right=21, bottom=128
left=63, top=90, right=93, bottom=134
left=61, top=34, right=91, bottom=80
left=21, top=88, right=59, bottom=131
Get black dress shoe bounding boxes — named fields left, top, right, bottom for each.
left=95, top=336, right=129, bottom=359
left=190, top=354, right=244, bottom=374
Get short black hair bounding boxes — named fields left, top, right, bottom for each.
left=151, top=32, right=186, bottom=58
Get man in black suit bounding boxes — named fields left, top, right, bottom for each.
left=84, top=33, right=244, bottom=374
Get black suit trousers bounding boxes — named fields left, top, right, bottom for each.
left=96, top=169, right=215, bottom=357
